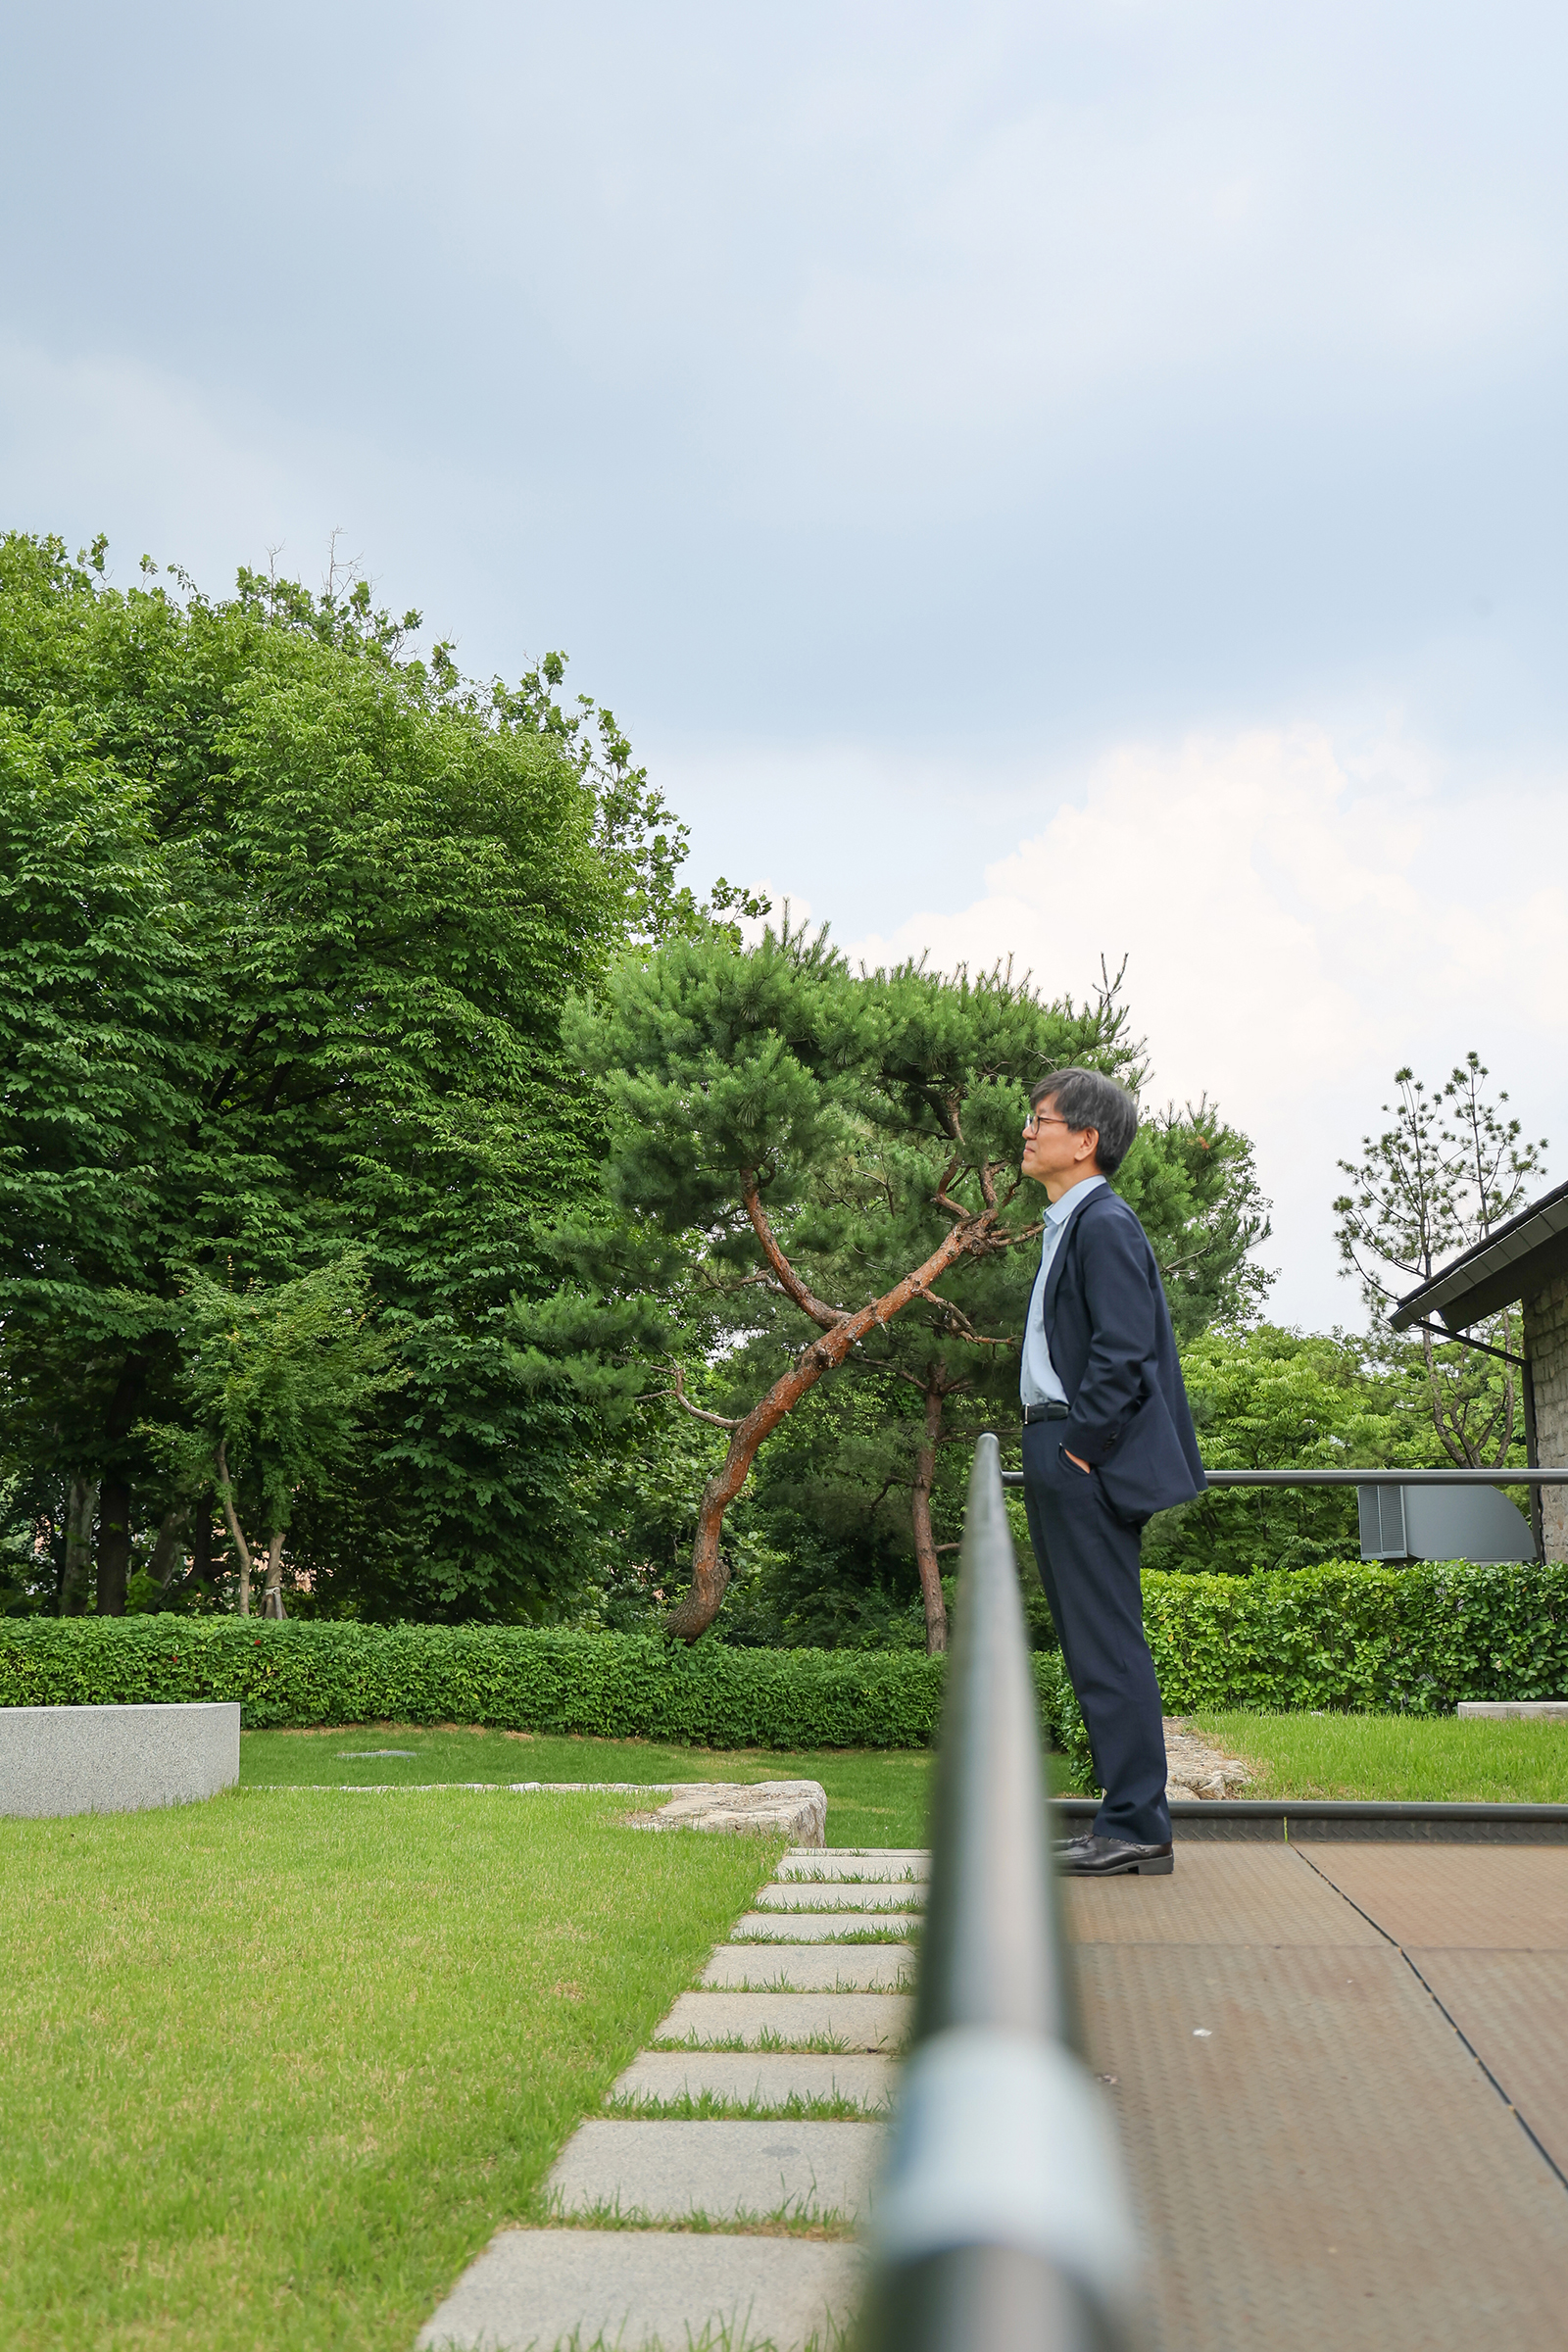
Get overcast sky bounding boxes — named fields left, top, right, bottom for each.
left=6, top=2, right=1565, bottom=1326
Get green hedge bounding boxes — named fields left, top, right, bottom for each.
left=1145, top=1559, right=1568, bottom=1715
left=3, top=1561, right=1564, bottom=1758
left=0, top=1620, right=947, bottom=1748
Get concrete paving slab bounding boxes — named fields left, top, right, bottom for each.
left=730, top=1910, right=917, bottom=1942
left=700, top=1942, right=916, bottom=1990
left=1079, top=1863, right=1568, bottom=2351
left=1303, top=1842, right=1568, bottom=1949
left=416, top=2227, right=867, bottom=2350
left=609, top=2050, right=898, bottom=2111
left=777, top=1849, right=929, bottom=1881
left=654, top=1990, right=912, bottom=2050
left=755, top=1882, right=924, bottom=1912
left=1064, top=1840, right=1387, bottom=1948
left=548, top=2119, right=885, bottom=2224
left=1407, top=1948, right=1568, bottom=2178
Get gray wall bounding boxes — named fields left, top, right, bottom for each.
left=1525, top=1273, right=1568, bottom=1561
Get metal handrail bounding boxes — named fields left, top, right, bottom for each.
left=999, top=1465, right=1568, bottom=1489
left=860, top=1434, right=1139, bottom=2352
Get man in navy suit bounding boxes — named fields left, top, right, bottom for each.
left=1019, top=1067, right=1206, bottom=1877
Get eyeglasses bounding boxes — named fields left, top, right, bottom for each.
left=1022, top=1112, right=1074, bottom=1136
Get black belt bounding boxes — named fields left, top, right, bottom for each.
left=1022, top=1401, right=1069, bottom=1424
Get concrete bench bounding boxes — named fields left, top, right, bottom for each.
left=0, top=1702, right=240, bottom=1817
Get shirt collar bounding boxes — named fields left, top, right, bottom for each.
left=1045, top=1172, right=1107, bottom=1227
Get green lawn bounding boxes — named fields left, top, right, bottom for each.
left=1195, top=1710, right=1568, bottom=1803
left=240, top=1725, right=936, bottom=1848
left=0, top=1788, right=780, bottom=2352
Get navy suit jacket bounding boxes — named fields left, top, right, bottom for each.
left=1041, top=1184, right=1207, bottom=1524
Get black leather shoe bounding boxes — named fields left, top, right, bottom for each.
left=1057, top=1833, right=1174, bottom=1877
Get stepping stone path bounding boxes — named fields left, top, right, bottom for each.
left=417, top=1847, right=926, bottom=2352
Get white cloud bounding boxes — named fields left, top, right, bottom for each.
left=846, top=727, right=1568, bottom=1328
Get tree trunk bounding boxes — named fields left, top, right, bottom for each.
left=60, top=1476, right=99, bottom=1617
left=664, top=1208, right=993, bottom=1641
left=909, top=1373, right=949, bottom=1655
left=216, top=1446, right=255, bottom=1617
left=261, top=1531, right=287, bottom=1618
left=147, top=1508, right=190, bottom=1590
left=95, top=1480, right=133, bottom=1617
left=190, top=1494, right=216, bottom=1592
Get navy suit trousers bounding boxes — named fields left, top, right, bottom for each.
left=1021, top=1420, right=1170, bottom=1847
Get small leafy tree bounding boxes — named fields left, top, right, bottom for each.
left=1333, top=1055, right=1547, bottom=1465
left=532, top=920, right=1135, bottom=1639
left=159, top=1254, right=402, bottom=1615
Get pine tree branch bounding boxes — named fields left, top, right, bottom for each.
left=739, top=1171, right=847, bottom=1331
left=639, top=1364, right=743, bottom=1430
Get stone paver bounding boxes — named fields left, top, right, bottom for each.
left=547, top=2119, right=884, bottom=2223
left=416, top=2229, right=866, bottom=2351
left=656, top=1987, right=913, bottom=2049
left=418, top=1842, right=914, bottom=2352
left=700, top=1941, right=916, bottom=1990
left=755, top=1880, right=925, bottom=1912
left=778, top=1847, right=930, bottom=1882
left=730, top=1908, right=919, bottom=1942
left=609, top=2049, right=897, bottom=2110
left=625, top=1779, right=828, bottom=1845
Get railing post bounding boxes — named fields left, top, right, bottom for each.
left=859, top=1434, right=1139, bottom=2352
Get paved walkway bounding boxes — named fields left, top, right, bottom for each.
left=417, top=1847, right=919, bottom=2351
left=417, top=1837, right=1568, bottom=2351
left=1070, top=1840, right=1568, bottom=2352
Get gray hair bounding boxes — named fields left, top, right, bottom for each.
left=1029, top=1067, right=1139, bottom=1174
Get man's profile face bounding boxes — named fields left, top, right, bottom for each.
left=1021, top=1095, right=1099, bottom=1194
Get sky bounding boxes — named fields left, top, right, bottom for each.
left=5, top=1, right=1566, bottom=1326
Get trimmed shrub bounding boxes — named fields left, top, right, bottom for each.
left=1145, top=1560, right=1568, bottom=1716
left=2, top=1561, right=1563, bottom=1759
left=0, top=1620, right=947, bottom=1749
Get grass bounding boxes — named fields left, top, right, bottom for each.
left=0, top=1788, right=782, bottom=2352
left=1194, top=1710, right=1568, bottom=1803
left=240, top=1725, right=935, bottom=1848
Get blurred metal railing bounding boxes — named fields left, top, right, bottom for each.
left=1208, top=1468, right=1568, bottom=1485
left=860, top=1434, right=1138, bottom=2352
left=998, top=1466, right=1568, bottom=1489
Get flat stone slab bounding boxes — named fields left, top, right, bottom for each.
left=655, top=1989, right=913, bottom=2050
left=700, top=1942, right=916, bottom=1990
left=1457, top=1701, right=1568, bottom=1719
left=416, top=2227, right=867, bottom=2351
left=0, top=1702, right=239, bottom=1818
left=548, top=2119, right=885, bottom=2223
left=777, top=1848, right=929, bottom=1882
left=755, top=1881, right=925, bottom=1912
left=626, top=1780, right=827, bottom=1846
left=610, top=2050, right=898, bottom=2111
left=730, top=1910, right=918, bottom=1942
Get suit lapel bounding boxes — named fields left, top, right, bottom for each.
left=1042, top=1186, right=1099, bottom=1327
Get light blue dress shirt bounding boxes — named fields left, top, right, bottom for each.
left=1019, top=1174, right=1107, bottom=1408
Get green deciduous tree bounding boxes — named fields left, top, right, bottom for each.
left=151, top=1254, right=402, bottom=1616
left=1140, top=1325, right=1453, bottom=1574
left=0, top=530, right=698, bottom=1617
